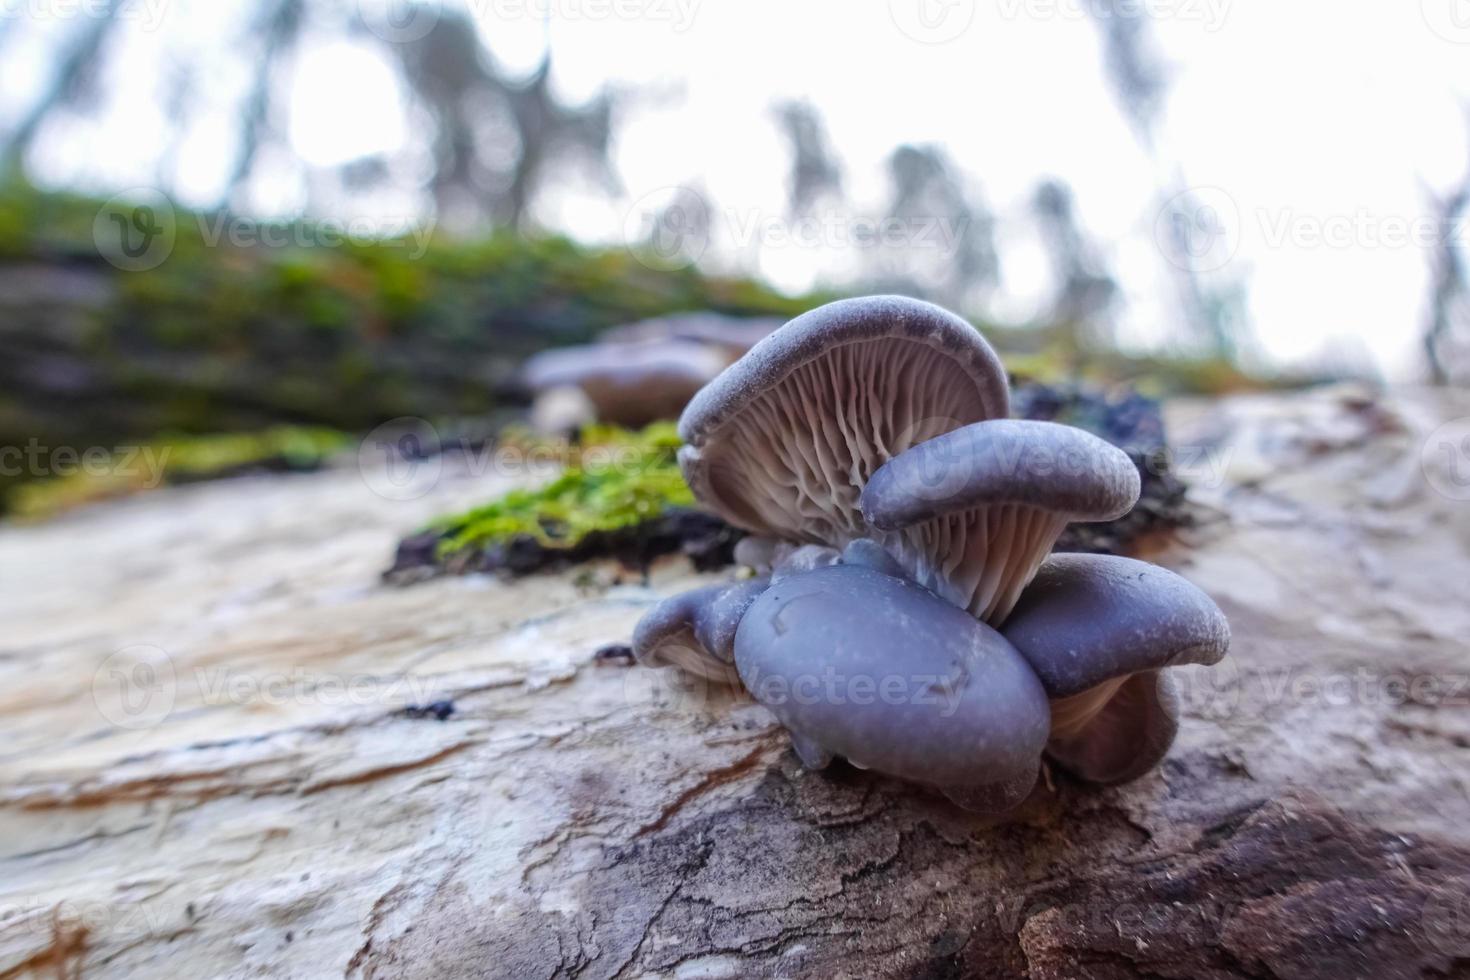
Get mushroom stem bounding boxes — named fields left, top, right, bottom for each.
left=880, top=504, right=1069, bottom=623
left=860, top=420, right=1141, bottom=625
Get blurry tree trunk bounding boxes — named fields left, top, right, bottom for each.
left=0, top=0, right=120, bottom=176
left=1087, top=2, right=1245, bottom=360
left=1423, top=172, right=1470, bottom=385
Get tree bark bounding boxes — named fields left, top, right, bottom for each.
left=2, top=385, right=1468, bottom=979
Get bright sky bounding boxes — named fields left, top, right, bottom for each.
left=6, top=0, right=1470, bottom=378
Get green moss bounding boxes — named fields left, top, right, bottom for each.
left=431, top=422, right=694, bottom=559
left=6, top=426, right=349, bottom=521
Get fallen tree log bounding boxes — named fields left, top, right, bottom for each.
left=1, top=385, right=1468, bottom=978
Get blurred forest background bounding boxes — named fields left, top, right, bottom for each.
left=3, top=0, right=1470, bottom=514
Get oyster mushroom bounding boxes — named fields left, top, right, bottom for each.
left=1000, top=553, right=1230, bottom=783
left=522, top=338, right=730, bottom=429
left=734, top=563, right=1051, bottom=813
left=732, top=537, right=842, bottom=580
left=600, top=312, right=782, bottom=360
left=678, top=295, right=1010, bottom=549
left=860, top=419, right=1140, bottom=623
left=632, top=577, right=771, bottom=682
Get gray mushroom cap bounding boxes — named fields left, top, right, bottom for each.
left=839, top=537, right=908, bottom=579
left=859, top=419, right=1142, bottom=622
left=633, top=577, right=771, bottom=682
left=600, top=312, right=781, bottom=359
left=733, top=563, right=1050, bottom=813
left=677, top=295, right=1010, bottom=548
left=1001, top=553, right=1229, bottom=697
left=1000, top=553, right=1230, bottom=783
left=522, top=338, right=729, bottom=427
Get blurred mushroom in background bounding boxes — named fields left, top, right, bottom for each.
left=520, top=313, right=782, bottom=431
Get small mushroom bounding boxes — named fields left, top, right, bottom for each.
left=860, top=419, right=1140, bottom=623
left=1000, top=553, right=1230, bottom=783
left=600, top=312, right=782, bottom=360
left=522, top=338, right=731, bottom=429
left=733, top=563, right=1051, bottom=813
left=678, top=295, right=1010, bottom=549
left=733, top=537, right=841, bottom=579
left=633, top=576, right=771, bottom=682
left=838, top=537, right=908, bottom=579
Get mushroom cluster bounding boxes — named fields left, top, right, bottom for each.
left=633, top=296, right=1230, bottom=813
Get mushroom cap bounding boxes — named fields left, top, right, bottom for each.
left=633, top=577, right=771, bottom=682
left=601, top=312, right=782, bottom=359
left=522, top=338, right=729, bottom=427
left=678, top=296, right=1010, bottom=546
left=733, top=564, right=1049, bottom=806
left=838, top=537, right=908, bottom=580
left=1001, top=553, right=1229, bottom=784
left=769, top=543, right=842, bottom=583
left=1000, top=553, right=1230, bottom=699
left=856, top=420, right=1141, bottom=622
left=861, top=419, right=1141, bottom=531
left=1044, top=670, right=1180, bottom=785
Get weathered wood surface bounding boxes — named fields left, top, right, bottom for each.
left=2, top=386, right=1469, bottom=979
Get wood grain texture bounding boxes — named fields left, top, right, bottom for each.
left=2, top=385, right=1468, bottom=979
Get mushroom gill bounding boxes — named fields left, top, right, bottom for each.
left=861, top=420, right=1141, bottom=623
left=678, top=295, right=1009, bottom=548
